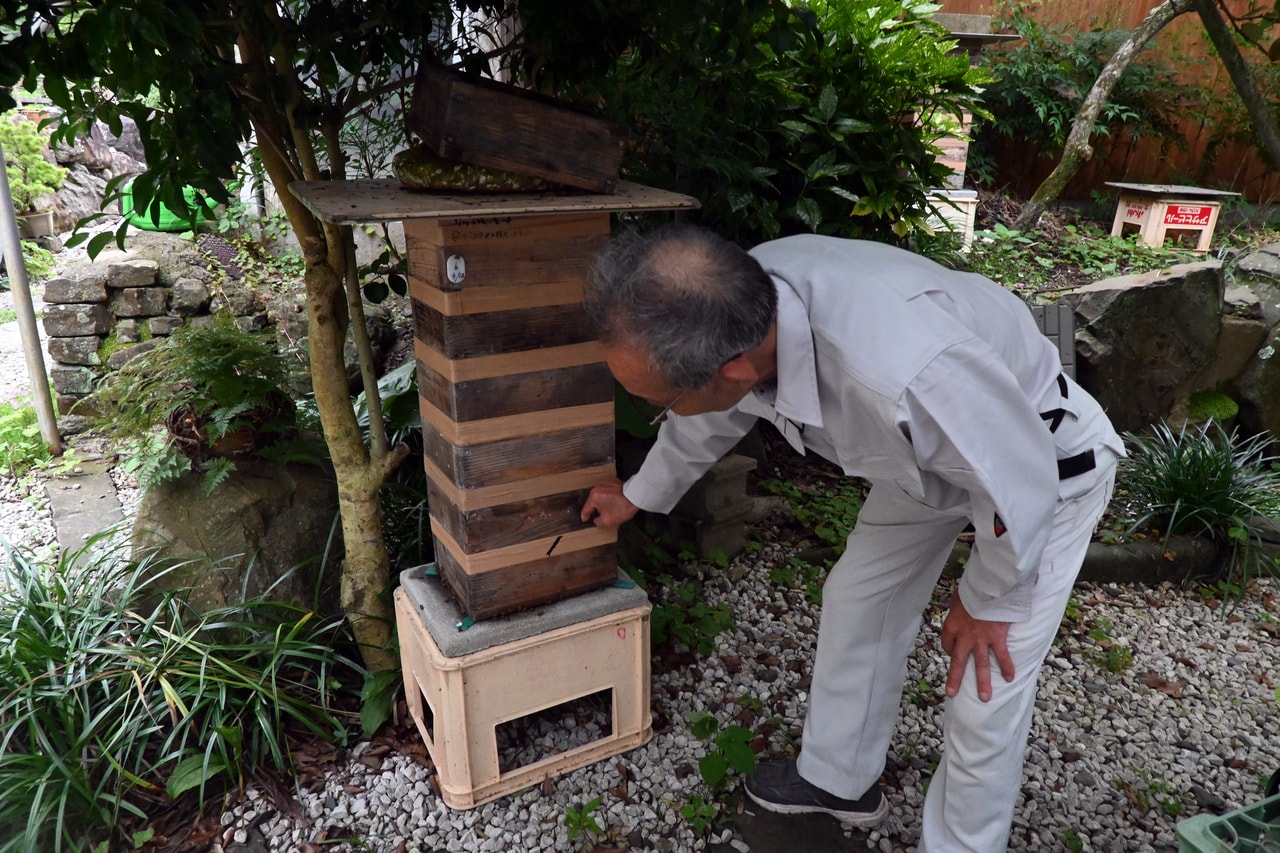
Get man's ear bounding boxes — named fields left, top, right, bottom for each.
left=719, top=352, right=759, bottom=385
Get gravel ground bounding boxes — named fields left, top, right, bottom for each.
left=3, top=280, right=1279, bottom=852
left=2, top=450, right=1278, bottom=851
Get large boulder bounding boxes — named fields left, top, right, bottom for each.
left=130, top=452, right=343, bottom=616
left=1064, top=261, right=1225, bottom=434
left=1230, top=243, right=1280, bottom=437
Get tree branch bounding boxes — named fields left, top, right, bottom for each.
left=1013, top=0, right=1193, bottom=231
left=1193, top=0, right=1280, bottom=167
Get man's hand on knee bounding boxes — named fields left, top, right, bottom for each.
left=940, top=589, right=1015, bottom=702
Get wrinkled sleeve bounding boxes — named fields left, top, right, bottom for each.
left=900, top=340, right=1059, bottom=622
left=622, top=407, right=760, bottom=514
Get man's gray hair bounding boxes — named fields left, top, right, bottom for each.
left=584, top=224, right=777, bottom=391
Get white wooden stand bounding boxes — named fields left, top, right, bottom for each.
left=1107, top=182, right=1239, bottom=253
left=394, top=566, right=652, bottom=809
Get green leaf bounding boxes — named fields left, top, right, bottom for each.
left=699, top=751, right=729, bottom=788
left=166, top=752, right=227, bottom=799
left=817, top=84, right=838, bottom=121
left=360, top=668, right=401, bottom=737
left=792, top=196, right=822, bottom=230
left=1242, top=22, right=1267, bottom=44
left=687, top=710, right=718, bottom=739
left=362, top=279, right=390, bottom=304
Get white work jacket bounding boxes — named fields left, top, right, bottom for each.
left=622, top=236, right=1123, bottom=622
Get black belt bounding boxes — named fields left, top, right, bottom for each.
left=1058, top=449, right=1096, bottom=480
left=1041, top=374, right=1098, bottom=480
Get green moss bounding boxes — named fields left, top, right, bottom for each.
left=96, top=332, right=122, bottom=362
left=1187, top=390, right=1239, bottom=423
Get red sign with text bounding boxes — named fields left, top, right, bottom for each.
left=1163, top=205, right=1213, bottom=227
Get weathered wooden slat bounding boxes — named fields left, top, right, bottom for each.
left=436, top=542, right=619, bottom=621
left=414, top=338, right=604, bottom=384
left=424, top=456, right=616, bottom=512
left=431, top=518, right=615, bottom=575
left=412, top=299, right=593, bottom=359
left=405, top=215, right=609, bottom=290
left=423, top=422, right=613, bottom=490
left=410, top=276, right=584, bottom=316
left=407, top=64, right=628, bottom=193
left=419, top=396, right=614, bottom=446
left=416, top=357, right=611, bottom=423
left=426, top=480, right=594, bottom=552
left=290, top=181, right=699, bottom=226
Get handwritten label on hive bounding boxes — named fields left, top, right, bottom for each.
left=446, top=254, right=466, bottom=284
left=1163, top=205, right=1213, bottom=227
left=1123, top=201, right=1151, bottom=222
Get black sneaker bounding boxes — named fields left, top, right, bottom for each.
left=744, top=760, right=888, bottom=826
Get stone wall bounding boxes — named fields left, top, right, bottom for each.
left=40, top=253, right=266, bottom=420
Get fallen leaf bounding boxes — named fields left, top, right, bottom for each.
left=1137, top=671, right=1184, bottom=698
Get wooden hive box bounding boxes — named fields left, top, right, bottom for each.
left=408, top=211, right=619, bottom=619
left=407, top=62, right=628, bottom=194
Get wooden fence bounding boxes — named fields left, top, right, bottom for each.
left=940, top=0, right=1280, bottom=204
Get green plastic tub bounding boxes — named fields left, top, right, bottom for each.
left=121, top=183, right=205, bottom=232
left=1177, top=792, right=1280, bottom=852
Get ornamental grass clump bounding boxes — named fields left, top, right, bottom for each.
left=0, top=534, right=360, bottom=853
left=1118, top=421, right=1280, bottom=588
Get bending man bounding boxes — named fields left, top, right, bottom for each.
left=579, top=224, right=1122, bottom=851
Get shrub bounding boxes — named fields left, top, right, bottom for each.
left=561, top=0, right=987, bottom=245
left=0, top=538, right=359, bottom=852
left=1117, top=422, right=1280, bottom=587
left=81, top=314, right=310, bottom=492
left=0, top=110, right=67, bottom=212
left=969, top=2, right=1192, bottom=179
left=0, top=399, right=50, bottom=476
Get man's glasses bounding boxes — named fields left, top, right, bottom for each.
left=647, top=389, right=689, bottom=426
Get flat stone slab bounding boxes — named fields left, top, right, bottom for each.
left=44, top=459, right=124, bottom=557
left=399, top=564, right=649, bottom=658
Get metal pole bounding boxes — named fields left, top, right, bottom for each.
left=0, top=137, right=62, bottom=456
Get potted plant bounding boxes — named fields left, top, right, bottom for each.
left=0, top=110, right=68, bottom=237
left=82, top=314, right=308, bottom=491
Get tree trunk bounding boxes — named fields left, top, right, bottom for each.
left=301, top=250, right=406, bottom=675
left=1192, top=0, right=1280, bottom=168
left=1014, top=0, right=1193, bottom=231
left=240, top=25, right=408, bottom=674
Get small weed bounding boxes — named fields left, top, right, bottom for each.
left=1087, top=618, right=1133, bottom=673
left=768, top=555, right=827, bottom=605
left=623, top=522, right=737, bottom=657
left=680, top=794, right=719, bottom=835
left=907, top=677, right=938, bottom=708
left=1113, top=770, right=1184, bottom=816
left=1061, top=828, right=1085, bottom=852
left=650, top=578, right=735, bottom=656
left=688, top=710, right=756, bottom=790
left=564, top=796, right=605, bottom=849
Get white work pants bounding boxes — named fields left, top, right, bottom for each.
left=796, top=457, right=1116, bottom=852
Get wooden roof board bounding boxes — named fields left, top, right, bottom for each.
left=289, top=179, right=700, bottom=225
left=1105, top=182, right=1241, bottom=199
